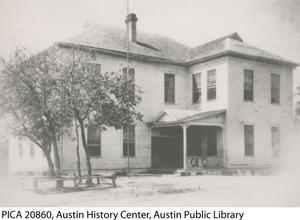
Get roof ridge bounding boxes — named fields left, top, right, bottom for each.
left=191, top=32, right=243, bottom=50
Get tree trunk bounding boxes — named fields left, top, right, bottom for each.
left=51, top=129, right=63, bottom=189
left=77, top=118, right=93, bottom=184
left=74, top=117, right=82, bottom=184
left=43, top=149, right=56, bottom=177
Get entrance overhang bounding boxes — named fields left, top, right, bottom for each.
left=147, top=109, right=226, bottom=128
left=148, top=109, right=226, bottom=170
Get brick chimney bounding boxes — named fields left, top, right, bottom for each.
left=125, top=13, right=138, bottom=42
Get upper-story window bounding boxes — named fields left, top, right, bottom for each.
left=207, top=69, right=216, bottom=101
left=244, top=124, right=254, bottom=156
left=271, top=73, right=280, bottom=104
left=244, top=69, right=254, bottom=101
left=122, top=67, right=135, bottom=96
left=123, top=125, right=135, bottom=157
left=192, top=73, right=201, bottom=104
left=87, top=63, right=101, bottom=74
left=164, top=73, right=175, bottom=103
left=87, top=125, right=101, bottom=157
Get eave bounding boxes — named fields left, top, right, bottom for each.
left=56, top=42, right=299, bottom=68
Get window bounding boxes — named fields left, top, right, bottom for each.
left=207, top=69, right=216, bottom=100
left=122, top=67, right=135, bottom=81
left=244, top=125, right=254, bottom=156
left=122, top=67, right=135, bottom=96
left=123, top=125, right=135, bottom=157
left=164, top=73, right=175, bottom=103
left=192, top=73, right=201, bottom=104
left=87, top=125, right=101, bottom=156
left=87, top=63, right=101, bottom=74
left=271, top=74, right=280, bottom=104
left=207, top=127, right=218, bottom=156
left=244, top=69, right=254, bottom=101
left=271, top=127, right=280, bottom=157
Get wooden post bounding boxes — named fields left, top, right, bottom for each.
left=182, top=125, right=187, bottom=170
left=112, top=175, right=117, bottom=187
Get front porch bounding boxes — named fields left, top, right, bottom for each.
left=148, top=109, right=226, bottom=170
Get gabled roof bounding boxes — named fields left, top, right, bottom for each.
left=148, top=109, right=226, bottom=127
left=57, top=22, right=298, bottom=67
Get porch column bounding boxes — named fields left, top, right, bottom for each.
left=182, top=124, right=187, bottom=169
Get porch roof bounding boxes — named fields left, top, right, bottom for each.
left=147, top=109, right=226, bottom=127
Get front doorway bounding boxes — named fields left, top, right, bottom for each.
left=151, top=126, right=183, bottom=169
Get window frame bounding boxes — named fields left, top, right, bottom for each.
left=192, top=72, right=202, bottom=104
left=243, top=69, right=254, bottom=101
left=86, top=63, right=101, bottom=74
left=123, top=124, right=136, bottom=157
left=207, top=69, right=216, bottom=101
left=87, top=125, right=101, bottom=157
left=244, top=124, right=255, bottom=157
left=164, top=73, right=175, bottom=104
left=271, top=73, right=280, bottom=104
left=122, top=67, right=135, bottom=97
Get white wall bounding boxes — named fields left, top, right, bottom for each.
left=226, top=56, right=294, bottom=166
left=187, top=57, right=229, bottom=112
left=61, top=50, right=189, bottom=171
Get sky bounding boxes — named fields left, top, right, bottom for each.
left=0, top=0, right=299, bottom=83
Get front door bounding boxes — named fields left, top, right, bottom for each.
left=151, top=127, right=183, bottom=169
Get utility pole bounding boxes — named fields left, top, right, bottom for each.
left=126, top=0, right=130, bottom=178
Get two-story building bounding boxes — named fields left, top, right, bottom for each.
left=56, top=14, right=298, bottom=172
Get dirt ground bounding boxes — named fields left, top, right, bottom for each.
left=1, top=173, right=300, bottom=207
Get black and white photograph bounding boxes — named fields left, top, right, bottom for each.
left=0, top=0, right=300, bottom=209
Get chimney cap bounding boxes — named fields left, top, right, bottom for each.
left=125, top=13, right=138, bottom=23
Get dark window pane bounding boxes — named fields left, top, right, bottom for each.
left=88, top=146, right=101, bottom=156
left=123, top=125, right=135, bottom=157
left=244, top=69, right=254, bottom=101
left=244, top=125, right=254, bottom=156
left=87, top=125, right=101, bottom=156
left=164, top=73, right=175, bottom=103
left=122, top=68, right=135, bottom=97
left=207, top=87, right=216, bottom=101
left=192, top=73, right=201, bottom=104
left=123, top=143, right=135, bottom=157
left=207, top=70, right=216, bottom=100
left=207, top=128, right=217, bottom=156
left=123, top=67, right=135, bottom=81
left=271, top=74, right=280, bottom=104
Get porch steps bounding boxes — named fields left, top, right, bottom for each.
left=177, top=167, right=274, bottom=176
